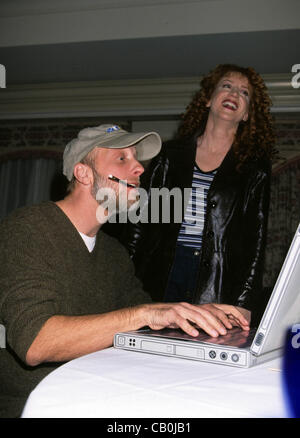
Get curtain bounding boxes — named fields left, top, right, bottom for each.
left=0, top=149, right=64, bottom=221
left=263, top=154, right=300, bottom=288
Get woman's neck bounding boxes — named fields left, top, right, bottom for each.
left=195, top=118, right=238, bottom=172
left=199, top=115, right=237, bottom=153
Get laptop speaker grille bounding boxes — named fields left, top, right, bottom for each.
left=254, top=332, right=264, bottom=346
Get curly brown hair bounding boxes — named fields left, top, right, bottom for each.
left=177, top=64, right=277, bottom=165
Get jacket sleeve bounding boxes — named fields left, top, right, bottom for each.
left=119, top=150, right=169, bottom=260
left=236, top=160, right=272, bottom=323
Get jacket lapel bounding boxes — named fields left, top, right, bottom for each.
left=209, top=148, right=239, bottom=197
left=169, top=136, right=197, bottom=191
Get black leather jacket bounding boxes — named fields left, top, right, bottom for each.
left=118, top=136, right=272, bottom=325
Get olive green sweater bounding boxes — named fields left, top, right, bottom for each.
left=0, top=202, right=151, bottom=418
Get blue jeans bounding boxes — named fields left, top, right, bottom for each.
left=164, top=245, right=201, bottom=303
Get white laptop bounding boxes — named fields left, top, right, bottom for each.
left=114, top=224, right=300, bottom=368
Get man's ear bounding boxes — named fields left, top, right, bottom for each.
left=73, top=163, right=92, bottom=185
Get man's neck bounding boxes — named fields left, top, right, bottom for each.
left=56, top=192, right=107, bottom=237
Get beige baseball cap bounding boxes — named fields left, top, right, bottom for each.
left=63, top=124, right=162, bottom=181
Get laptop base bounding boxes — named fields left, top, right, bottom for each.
left=114, top=331, right=282, bottom=368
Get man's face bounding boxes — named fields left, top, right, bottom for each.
left=96, top=146, right=144, bottom=186
left=91, top=146, right=144, bottom=215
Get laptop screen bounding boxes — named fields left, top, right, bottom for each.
left=251, top=224, right=300, bottom=355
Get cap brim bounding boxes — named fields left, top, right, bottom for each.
left=93, top=131, right=161, bottom=161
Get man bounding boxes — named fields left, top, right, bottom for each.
left=0, top=124, right=249, bottom=418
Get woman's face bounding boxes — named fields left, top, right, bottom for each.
left=207, top=72, right=252, bottom=124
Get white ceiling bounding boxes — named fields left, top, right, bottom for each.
left=0, top=0, right=299, bottom=85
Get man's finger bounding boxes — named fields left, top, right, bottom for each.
left=214, top=304, right=250, bottom=326
left=210, top=306, right=234, bottom=329
left=181, top=303, right=232, bottom=333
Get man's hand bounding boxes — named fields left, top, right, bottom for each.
left=26, top=303, right=251, bottom=366
left=140, top=302, right=251, bottom=338
left=213, top=304, right=251, bottom=331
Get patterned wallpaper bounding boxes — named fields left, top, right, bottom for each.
left=0, top=117, right=132, bottom=151
left=0, top=115, right=299, bottom=153
left=275, top=117, right=300, bottom=151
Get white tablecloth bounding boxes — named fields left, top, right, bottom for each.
left=21, top=347, right=289, bottom=418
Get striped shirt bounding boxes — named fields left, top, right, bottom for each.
left=177, top=164, right=217, bottom=249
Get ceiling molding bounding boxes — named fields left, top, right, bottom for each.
left=0, top=74, right=299, bottom=120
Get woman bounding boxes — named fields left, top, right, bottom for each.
left=120, top=64, right=276, bottom=327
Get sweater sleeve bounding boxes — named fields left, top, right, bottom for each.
left=0, top=219, right=63, bottom=363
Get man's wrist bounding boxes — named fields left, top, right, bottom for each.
left=127, top=304, right=150, bottom=331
